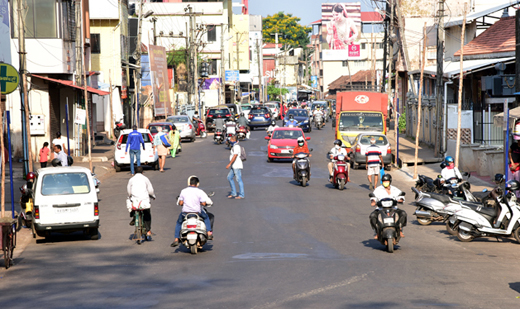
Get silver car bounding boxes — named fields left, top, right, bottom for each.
left=166, top=115, right=196, bottom=142
left=349, top=133, right=392, bottom=170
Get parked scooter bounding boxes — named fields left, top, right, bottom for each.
left=19, top=173, right=36, bottom=237
left=214, top=128, right=224, bottom=144
left=178, top=192, right=215, bottom=254
left=294, top=151, right=312, bottom=187
left=114, top=120, right=126, bottom=138
left=194, top=119, right=207, bottom=138
left=369, top=191, right=407, bottom=253
left=330, top=153, right=349, bottom=190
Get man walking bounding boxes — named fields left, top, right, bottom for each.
left=226, top=136, right=244, bottom=199
left=125, top=125, right=145, bottom=175
left=365, top=137, right=384, bottom=190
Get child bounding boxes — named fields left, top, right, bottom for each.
left=40, top=142, right=50, bottom=168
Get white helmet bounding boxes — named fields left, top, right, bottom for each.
left=297, top=137, right=304, bottom=144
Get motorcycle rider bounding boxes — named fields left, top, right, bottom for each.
left=328, top=139, right=349, bottom=182
left=225, top=116, right=237, bottom=145
left=237, top=112, right=250, bottom=139
left=171, top=176, right=213, bottom=247
left=313, top=106, right=324, bottom=127
left=441, top=156, right=462, bottom=183
left=292, top=136, right=312, bottom=179
left=127, top=166, right=156, bottom=238
left=369, top=174, right=407, bottom=238
left=214, top=116, right=225, bottom=133
left=285, top=114, right=299, bottom=127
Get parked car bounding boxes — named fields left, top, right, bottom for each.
left=205, top=106, right=232, bottom=131
left=265, top=103, right=280, bottom=120
left=349, top=133, right=391, bottom=170
left=32, top=166, right=100, bottom=240
left=114, top=129, right=158, bottom=172
left=248, top=106, right=273, bottom=130
left=284, top=108, right=311, bottom=132
left=265, top=127, right=310, bottom=162
left=166, top=115, right=196, bottom=142
left=147, top=122, right=174, bottom=137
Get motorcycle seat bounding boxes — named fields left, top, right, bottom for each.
left=427, top=192, right=451, bottom=204
left=460, top=201, right=497, bottom=217
left=471, top=191, right=489, bottom=201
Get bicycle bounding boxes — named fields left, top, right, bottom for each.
left=1, top=219, right=17, bottom=269
left=131, top=196, right=154, bottom=245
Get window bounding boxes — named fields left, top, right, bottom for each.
left=12, top=0, right=57, bottom=38
left=377, top=43, right=384, bottom=49
left=209, top=59, right=217, bottom=75
left=342, top=61, right=348, bottom=67
left=91, top=34, right=101, bottom=54
left=207, top=25, right=216, bottom=42
left=361, top=43, right=366, bottom=50
left=41, top=173, right=91, bottom=196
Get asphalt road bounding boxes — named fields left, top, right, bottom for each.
left=1, top=121, right=520, bottom=308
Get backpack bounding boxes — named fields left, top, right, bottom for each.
left=160, top=134, right=171, bottom=147
left=239, top=145, right=246, bottom=161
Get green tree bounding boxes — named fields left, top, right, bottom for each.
left=267, top=84, right=289, bottom=101
left=262, top=12, right=311, bottom=48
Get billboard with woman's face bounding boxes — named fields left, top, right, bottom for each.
left=322, top=2, right=361, bottom=60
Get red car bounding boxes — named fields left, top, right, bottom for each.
left=264, top=127, right=310, bottom=162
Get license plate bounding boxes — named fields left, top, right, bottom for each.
left=55, top=208, right=79, bottom=214
left=187, top=233, right=197, bottom=240
left=383, top=218, right=394, bottom=224
left=254, top=117, right=263, bottom=120
left=281, top=149, right=291, bottom=153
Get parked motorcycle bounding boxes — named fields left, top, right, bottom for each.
left=214, top=129, right=224, bottom=144
left=194, top=118, right=207, bottom=138
left=294, top=152, right=312, bottom=187
left=330, top=153, right=349, bottom=190
left=178, top=192, right=215, bottom=254
left=237, top=125, right=248, bottom=141
left=369, top=191, right=406, bottom=253
left=114, top=120, right=126, bottom=138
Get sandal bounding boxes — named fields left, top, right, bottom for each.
left=227, top=195, right=236, bottom=199
left=235, top=196, right=243, bottom=199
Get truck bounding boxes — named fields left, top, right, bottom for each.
left=334, top=91, right=388, bottom=152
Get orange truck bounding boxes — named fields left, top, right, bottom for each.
left=334, top=91, right=388, bottom=152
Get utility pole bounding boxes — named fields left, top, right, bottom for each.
left=221, top=24, right=226, bottom=104
left=186, top=22, right=191, bottom=106
left=75, top=0, right=83, bottom=86
left=414, top=23, right=427, bottom=180
left=256, top=38, right=263, bottom=103
left=18, top=0, right=32, bottom=175
left=387, top=0, right=394, bottom=102
left=135, top=0, right=144, bottom=126
left=455, top=4, right=467, bottom=168
left=109, top=69, right=114, bottom=138
left=435, top=0, right=445, bottom=157
left=152, top=17, right=157, bottom=45
left=395, top=0, right=415, bottom=97
left=371, top=33, right=376, bottom=89
left=381, top=0, right=389, bottom=93
left=78, top=0, right=92, bottom=171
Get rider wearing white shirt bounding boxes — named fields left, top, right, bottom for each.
left=369, top=174, right=407, bottom=237
left=127, top=166, right=156, bottom=237
left=328, top=139, right=348, bottom=181
left=440, top=156, right=462, bottom=181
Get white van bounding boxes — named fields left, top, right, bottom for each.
left=33, top=166, right=100, bottom=240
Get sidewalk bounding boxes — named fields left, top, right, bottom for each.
left=387, top=129, right=443, bottom=167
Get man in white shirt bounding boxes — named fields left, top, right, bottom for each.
left=226, top=136, right=244, bottom=199
left=328, top=139, right=348, bottom=182
left=127, top=166, right=156, bottom=238
left=52, top=132, right=67, bottom=158
left=53, top=145, right=68, bottom=166
left=369, top=174, right=407, bottom=238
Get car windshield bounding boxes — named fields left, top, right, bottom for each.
left=251, top=108, right=268, bottom=114
left=167, top=116, right=189, bottom=123
left=209, top=109, right=230, bottom=116
left=338, top=112, right=383, bottom=132
left=148, top=125, right=171, bottom=133
left=359, top=135, right=388, bottom=146
left=41, top=172, right=91, bottom=195
left=266, top=104, right=276, bottom=109
left=272, top=130, right=303, bottom=140
left=287, top=110, right=308, bottom=117
left=121, top=133, right=151, bottom=143
left=241, top=105, right=251, bottom=111
left=227, top=106, right=237, bottom=114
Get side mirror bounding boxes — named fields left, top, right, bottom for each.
left=306, top=137, right=311, bottom=141
left=440, top=162, right=446, bottom=169
left=310, top=148, right=313, bottom=152
left=399, top=192, right=406, bottom=196
left=208, top=191, right=215, bottom=197
left=368, top=193, right=376, bottom=198
left=264, top=136, right=270, bottom=140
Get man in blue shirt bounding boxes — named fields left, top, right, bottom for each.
left=284, top=114, right=299, bottom=127
left=125, top=125, right=145, bottom=175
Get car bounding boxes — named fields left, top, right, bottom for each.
left=32, top=166, right=100, bottom=239
left=283, top=108, right=311, bottom=132
left=147, top=122, right=174, bottom=137
left=114, top=129, right=159, bottom=172
left=223, top=103, right=240, bottom=119
left=248, top=106, right=273, bottom=130
left=265, top=127, right=310, bottom=162
left=239, top=104, right=252, bottom=118
left=349, top=133, right=392, bottom=170
left=166, top=115, right=196, bottom=142
left=265, top=103, right=280, bottom=120
left=205, top=106, right=232, bottom=131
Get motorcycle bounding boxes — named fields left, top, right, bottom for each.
left=19, top=182, right=35, bottom=237
left=214, top=128, right=224, bottom=144
left=294, top=152, right=312, bottom=187
left=450, top=180, right=520, bottom=243
left=225, top=122, right=236, bottom=147
left=369, top=191, right=406, bottom=253
left=314, top=113, right=324, bottom=130
left=194, top=118, right=207, bottom=138
left=330, top=153, right=349, bottom=190
left=114, top=120, right=126, bottom=138
left=178, top=192, right=215, bottom=255
left=237, top=125, right=248, bottom=141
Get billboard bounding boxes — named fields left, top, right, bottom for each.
left=0, top=0, right=11, bottom=64
left=321, top=3, right=361, bottom=60
left=148, top=45, right=172, bottom=116
left=201, top=78, right=221, bottom=90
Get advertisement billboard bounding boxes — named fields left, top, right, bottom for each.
left=321, top=2, right=361, bottom=60
left=148, top=45, right=172, bottom=116
left=201, top=78, right=221, bottom=90
left=0, top=0, right=11, bottom=64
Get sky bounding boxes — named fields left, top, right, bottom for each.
left=247, top=0, right=378, bottom=26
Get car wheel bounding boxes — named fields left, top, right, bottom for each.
left=89, top=228, right=99, bottom=240
left=268, top=157, right=274, bottom=162
left=115, top=162, right=121, bottom=172
left=191, top=137, right=195, bottom=142
left=154, top=161, right=159, bottom=171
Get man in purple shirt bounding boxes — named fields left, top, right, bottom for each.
left=171, top=176, right=213, bottom=247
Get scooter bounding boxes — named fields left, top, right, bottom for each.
left=19, top=182, right=35, bottom=237
left=237, top=125, right=248, bottom=141
left=369, top=191, right=406, bottom=253
left=214, top=129, right=224, bottom=144
left=114, top=120, right=126, bottom=138
left=294, top=151, right=312, bottom=187
left=450, top=180, right=520, bottom=243
left=225, top=123, right=236, bottom=147
left=314, top=113, right=324, bottom=130
left=331, top=153, right=349, bottom=190
left=194, top=119, right=207, bottom=138
left=178, top=192, right=215, bottom=255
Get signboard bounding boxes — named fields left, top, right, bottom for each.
left=225, top=70, right=239, bottom=82
left=311, top=76, right=318, bottom=89
left=321, top=3, right=362, bottom=60
left=0, top=63, right=19, bottom=95
left=0, top=0, right=11, bottom=65
left=202, top=78, right=221, bottom=90
left=75, top=108, right=86, bottom=125
left=149, top=45, right=172, bottom=116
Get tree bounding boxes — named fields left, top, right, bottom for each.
left=267, top=84, right=289, bottom=101
left=262, top=12, right=311, bottom=48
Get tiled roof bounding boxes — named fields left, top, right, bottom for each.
left=310, top=19, right=322, bottom=25
left=361, top=12, right=383, bottom=22
left=328, top=70, right=376, bottom=89
left=263, top=43, right=283, bottom=49
left=454, top=16, right=515, bottom=57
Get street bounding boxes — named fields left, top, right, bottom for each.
left=1, top=123, right=520, bottom=309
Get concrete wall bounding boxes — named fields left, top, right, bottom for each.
left=10, top=39, right=73, bottom=74
left=90, top=20, right=122, bottom=86
left=447, top=139, right=505, bottom=177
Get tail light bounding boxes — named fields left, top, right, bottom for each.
left=226, top=114, right=231, bottom=117
left=356, top=145, right=361, bottom=153
left=188, top=124, right=192, bottom=130
left=208, top=115, right=213, bottom=118
left=34, top=206, right=40, bottom=219
left=116, top=136, right=123, bottom=150
left=387, top=147, right=392, bottom=154
left=94, top=203, right=99, bottom=216
left=187, top=224, right=197, bottom=229
left=248, top=114, right=253, bottom=119
left=149, top=134, right=153, bottom=141
left=265, top=114, right=270, bottom=118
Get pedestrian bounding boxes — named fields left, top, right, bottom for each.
left=153, top=126, right=168, bottom=172
left=39, top=142, right=50, bottom=168
left=366, top=137, right=384, bottom=190
left=52, top=131, right=67, bottom=158
left=168, top=125, right=181, bottom=157
left=53, top=144, right=68, bottom=166
left=226, top=135, right=244, bottom=199
left=125, top=125, right=145, bottom=175
left=508, top=135, right=520, bottom=197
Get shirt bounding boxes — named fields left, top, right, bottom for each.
left=126, top=173, right=155, bottom=211
left=230, top=143, right=243, bottom=169
left=55, top=151, right=68, bottom=166
left=285, top=119, right=299, bottom=127
left=293, top=144, right=309, bottom=155
left=237, top=117, right=249, bottom=127
left=153, top=132, right=165, bottom=147
left=39, top=147, right=49, bottom=163
left=125, top=130, right=145, bottom=152
left=441, top=166, right=462, bottom=181
left=329, top=146, right=347, bottom=161
left=365, top=144, right=382, bottom=166
left=371, top=185, right=405, bottom=204
left=214, top=118, right=225, bottom=130
left=52, top=138, right=67, bottom=151
left=178, top=186, right=207, bottom=213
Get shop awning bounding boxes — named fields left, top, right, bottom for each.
left=409, top=57, right=515, bottom=79
left=31, top=74, right=110, bottom=96
left=493, top=94, right=520, bottom=128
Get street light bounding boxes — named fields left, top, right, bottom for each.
left=143, top=10, right=154, bottom=19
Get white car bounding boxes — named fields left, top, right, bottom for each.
left=32, top=166, right=100, bottom=239
left=114, top=129, right=159, bottom=172
left=265, top=103, right=279, bottom=119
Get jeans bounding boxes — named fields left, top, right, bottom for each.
left=129, top=149, right=141, bottom=174
left=175, top=211, right=212, bottom=239
left=227, top=168, right=245, bottom=198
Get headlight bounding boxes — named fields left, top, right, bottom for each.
left=270, top=145, right=278, bottom=149
left=303, top=120, right=309, bottom=123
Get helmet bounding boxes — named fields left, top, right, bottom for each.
left=381, top=174, right=392, bottom=183
left=334, top=139, right=342, bottom=146
left=51, top=158, right=62, bottom=167
left=289, top=114, right=294, bottom=120
left=445, top=156, right=454, bottom=163
left=26, top=172, right=36, bottom=180
left=506, top=180, right=520, bottom=192
left=297, top=137, right=304, bottom=144
left=240, top=112, right=244, bottom=117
